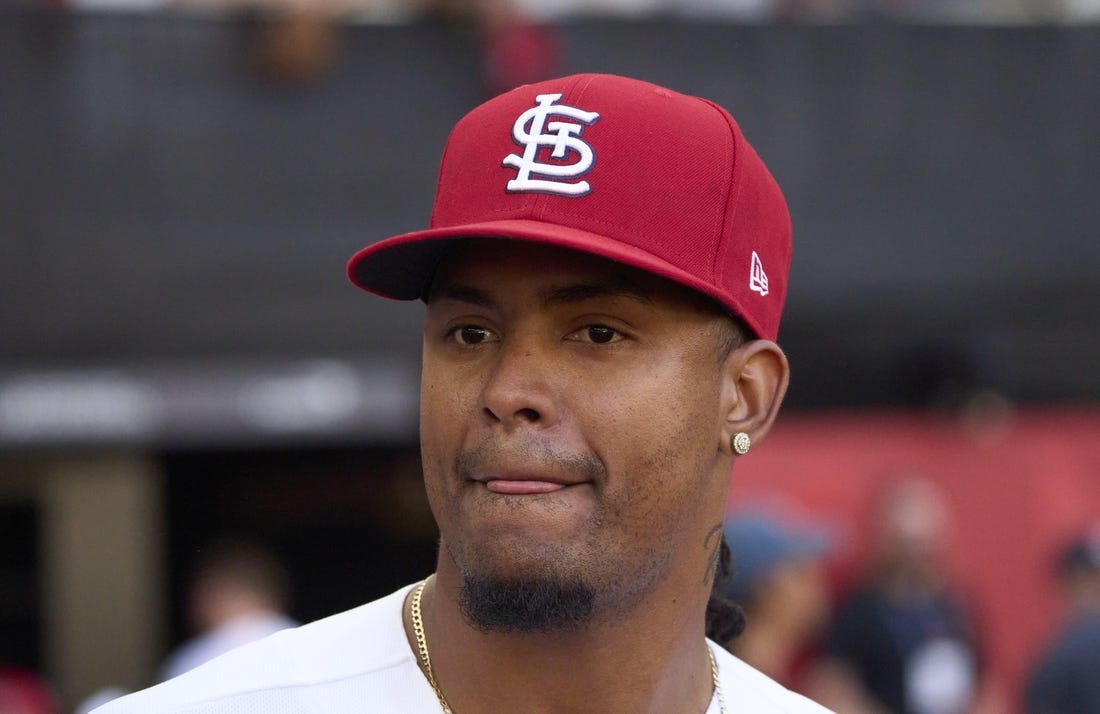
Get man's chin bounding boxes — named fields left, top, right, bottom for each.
left=458, top=573, right=595, bottom=634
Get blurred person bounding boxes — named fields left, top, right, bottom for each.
left=96, top=74, right=831, bottom=712
left=422, top=0, right=561, bottom=97
left=165, top=0, right=556, bottom=92
left=723, top=510, right=833, bottom=691
left=0, top=666, right=57, bottom=714
left=808, top=477, right=982, bottom=714
left=158, top=539, right=297, bottom=681
left=1025, top=524, right=1100, bottom=714
left=478, top=3, right=561, bottom=98
left=247, top=10, right=343, bottom=87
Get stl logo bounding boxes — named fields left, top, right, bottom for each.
left=503, top=93, right=601, bottom=197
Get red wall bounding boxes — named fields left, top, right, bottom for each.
left=728, top=407, right=1100, bottom=712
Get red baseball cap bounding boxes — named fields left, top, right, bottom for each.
left=347, top=73, right=791, bottom=341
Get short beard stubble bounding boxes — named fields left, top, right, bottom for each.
left=458, top=572, right=596, bottom=633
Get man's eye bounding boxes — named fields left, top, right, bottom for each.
left=571, top=325, right=621, bottom=345
left=451, top=326, right=495, bottom=345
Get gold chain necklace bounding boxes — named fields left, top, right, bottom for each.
left=708, top=643, right=728, bottom=714
left=411, top=577, right=453, bottom=714
left=410, top=577, right=728, bottom=714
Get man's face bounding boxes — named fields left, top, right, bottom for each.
left=420, top=239, right=735, bottom=629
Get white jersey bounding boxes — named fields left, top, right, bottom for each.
left=94, top=584, right=831, bottom=713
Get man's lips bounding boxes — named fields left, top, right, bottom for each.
left=484, top=479, right=568, bottom=495
left=458, top=447, right=605, bottom=496
left=469, top=468, right=587, bottom=495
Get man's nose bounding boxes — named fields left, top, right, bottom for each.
left=479, top=336, right=561, bottom=431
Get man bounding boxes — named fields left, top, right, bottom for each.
left=97, top=73, right=829, bottom=713
left=809, top=477, right=981, bottom=714
left=1026, top=526, right=1100, bottom=714
left=158, top=539, right=297, bottom=681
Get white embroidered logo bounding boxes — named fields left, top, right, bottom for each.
left=750, top=251, right=769, bottom=296
left=503, top=93, right=601, bottom=197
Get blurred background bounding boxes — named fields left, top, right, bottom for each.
left=1, top=0, right=1098, bottom=711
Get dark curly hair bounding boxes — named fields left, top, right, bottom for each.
left=705, top=533, right=745, bottom=649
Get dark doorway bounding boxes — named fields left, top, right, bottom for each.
left=162, top=446, right=438, bottom=650
left=0, top=502, right=41, bottom=670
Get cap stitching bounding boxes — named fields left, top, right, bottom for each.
left=532, top=74, right=596, bottom=223
left=699, top=98, right=767, bottom=339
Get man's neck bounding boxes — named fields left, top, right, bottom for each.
left=404, top=571, right=716, bottom=714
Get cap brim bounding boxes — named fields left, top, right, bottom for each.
left=347, top=219, right=759, bottom=335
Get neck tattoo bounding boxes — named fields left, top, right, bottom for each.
left=409, top=577, right=728, bottom=714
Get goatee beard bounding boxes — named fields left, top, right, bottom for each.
left=459, top=574, right=596, bottom=633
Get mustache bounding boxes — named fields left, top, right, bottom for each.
left=455, top=440, right=607, bottom=484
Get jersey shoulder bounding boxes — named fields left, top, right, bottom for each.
left=711, top=642, right=834, bottom=714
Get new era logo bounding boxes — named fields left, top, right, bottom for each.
left=749, top=251, right=769, bottom=296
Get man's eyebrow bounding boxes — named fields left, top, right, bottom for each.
left=430, top=284, right=497, bottom=308
left=429, top=279, right=653, bottom=309
left=544, top=280, right=654, bottom=306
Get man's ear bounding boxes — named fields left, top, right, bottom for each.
left=719, top=340, right=789, bottom=456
